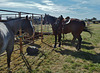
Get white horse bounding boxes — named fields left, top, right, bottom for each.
left=0, top=16, right=35, bottom=72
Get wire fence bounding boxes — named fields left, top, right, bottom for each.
left=0, top=9, right=53, bottom=73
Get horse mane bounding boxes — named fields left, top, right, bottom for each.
left=44, top=14, right=57, bottom=25
left=47, top=14, right=57, bottom=20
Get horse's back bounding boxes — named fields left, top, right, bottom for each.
left=67, top=19, right=85, bottom=34
left=71, top=19, right=85, bottom=26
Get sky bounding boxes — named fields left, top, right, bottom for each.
left=0, top=0, right=100, bottom=20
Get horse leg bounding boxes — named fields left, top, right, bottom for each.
left=71, top=33, right=77, bottom=45
left=6, top=47, right=14, bottom=73
left=76, top=35, right=82, bottom=51
left=6, top=50, right=12, bottom=71
left=6, top=40, right=14, bottom=72
left=63, top=33, right=64, bottom=39
left=54, top=34, right=57, bottom=48
left=58, top=34, right=61, bottom=47
left=71, top=37, right=76, bottom=44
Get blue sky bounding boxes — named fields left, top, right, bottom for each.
left=0, top=0, right=100, bottom=20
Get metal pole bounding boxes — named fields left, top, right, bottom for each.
left=0, top=15, right=1, bottom=21
left=32, top=14, right=35, bottom=44
left=15, top=14, right=17, bottom=18
left=19, top=12, right=23, bottom=54
left=41, top=15, right=43, bottom=42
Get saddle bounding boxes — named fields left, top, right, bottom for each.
left=63, top=16, right=71, bottom=25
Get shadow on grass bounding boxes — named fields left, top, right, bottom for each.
left=55, top=48, right=100, bottom=63
left=42, top=41, right=100, bottom=63
left=62, top=39, right=95, bottom=50
left=42, top=41, right=53, bottom=48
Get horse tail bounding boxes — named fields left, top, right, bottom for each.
left=83, top=26, right=93, bottom=37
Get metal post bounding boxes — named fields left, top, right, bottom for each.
left=0, top=15, right=1, bottom=21
left=19, top=12, right=23, bottom=54
left=15, top=14, right=17, bottom=18
left=41, top=15, right=43, bottom=42
left=32, top=14, right=35, bottom=44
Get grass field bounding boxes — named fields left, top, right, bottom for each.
left=0, top=24, right=100, bottom=73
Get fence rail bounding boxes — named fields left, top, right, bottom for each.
left=0, top=9, right=44, bottom=72
left=0, top=9, right=53, bottom=73
left=0, top=9, right=42, bottom=15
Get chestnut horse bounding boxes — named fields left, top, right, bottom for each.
left=43, top=14, right=92, bottom=50
left=54, top=15, right=92, bottom=50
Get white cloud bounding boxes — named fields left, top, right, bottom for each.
left=72, top=0, right=100, bottom=5
left=39, top=0, right=73, bottom=13
left=0, top=0, right=10, bottom=2
left=0, top=0, right=99, bottom=19
left=33, top=2, right=72, bottom=13
left=81, top=1, right=88, bottom=4
left=42, top=0, right=54, bottom=5
left=0, top=0, right=73, bottom=14
left=88, top=0, right=100, bottom=5
left=0, top=2, right=33, bottom=8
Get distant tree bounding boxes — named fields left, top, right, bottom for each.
left=85, top=18, right=88, bottom=21
left=88, top=19, right=92, bottom=22
left=91, top=17, right=97, bottom=20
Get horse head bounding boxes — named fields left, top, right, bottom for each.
left=21, top=16, right=34, bottom=37
left=43, top=14, right=49, bottom=24
left=43, top=14, right=57, bottom=25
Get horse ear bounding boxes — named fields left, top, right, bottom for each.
left=26, top=15, right=28, bottom=20
left=61, top=15, right=63, bottom=18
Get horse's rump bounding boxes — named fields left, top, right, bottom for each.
left=63, top=19, right=85, bottom=35
left=0, top=22, right=11, bottom=54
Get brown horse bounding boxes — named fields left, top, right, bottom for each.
left=54, top=15, right=92, bottom=50
left=43, top=14, right=92, bottom=50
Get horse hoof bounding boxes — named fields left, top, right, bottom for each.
left=9, top=71, right=12, bottom=73
left=7, top=68, right=12, bottom=73
left=8, top=70, right=12, bottom=73
left=77, top=48, right=80, bottom=51
left=76, top=45, right=80, bottom=51
left=58, top=45, right=61, bottom=47
left=76, top=47, right=81, bottom=51
left=54, top=45, right=56, bottom=48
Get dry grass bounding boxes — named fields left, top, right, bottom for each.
left=0, top=24, right=100, bottom=73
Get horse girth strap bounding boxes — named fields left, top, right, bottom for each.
left=62, top=25, right=64, bottom=34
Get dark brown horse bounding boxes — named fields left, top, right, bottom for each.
left=43, top=14, right=92, bottom=50
left=54, top=15, right=92, bottom=50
